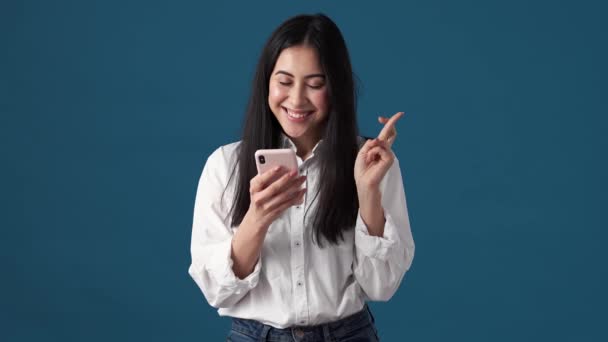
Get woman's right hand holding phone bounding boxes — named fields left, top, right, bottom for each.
left=244, top=166, right=306, bottom=231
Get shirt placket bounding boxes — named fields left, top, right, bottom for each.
left=291, top=158, right=309, bottom=326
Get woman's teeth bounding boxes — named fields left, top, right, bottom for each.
left=285, top=108, right=313, bottom=119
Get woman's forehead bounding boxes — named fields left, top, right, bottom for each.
left=273, top=45, right=323, bottom=76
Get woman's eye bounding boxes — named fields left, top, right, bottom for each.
left=279, top=81, right=292, bottom=86
left=308, top=84, right=324, bottom=89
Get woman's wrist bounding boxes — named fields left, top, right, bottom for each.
left=231, top=213, right=268, bottom=279
left=241, top=210, right=270, bottom=236
left=357, top=186, right=385, bottom=237
left=356, top=182, right=381, bottom=199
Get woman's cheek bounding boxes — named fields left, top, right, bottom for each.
left=269, top=85, right=286, bottom=103
left=311, top=90, right=329, bottom=112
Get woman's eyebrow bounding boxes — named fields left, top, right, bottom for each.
left=274, top=70, right=326, bottom=79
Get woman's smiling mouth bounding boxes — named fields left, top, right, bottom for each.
left=283, top=107, right=314, bottom=121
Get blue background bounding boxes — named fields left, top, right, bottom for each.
left=1, top=0, right=607, bottom=341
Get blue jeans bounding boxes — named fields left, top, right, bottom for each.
left=226, top=305, right=380, bottom=341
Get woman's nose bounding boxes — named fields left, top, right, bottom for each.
left=289, top=84, right=308, bottom=107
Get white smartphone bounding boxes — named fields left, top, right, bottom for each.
left=254, top=149, right=298, bottom=176
left=255, top=149, right=304, bottom=205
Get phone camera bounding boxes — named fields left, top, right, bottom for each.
left=258, top=155, right=265, bottom=164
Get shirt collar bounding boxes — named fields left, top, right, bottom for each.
left=280, top=133, right=324, bottom=159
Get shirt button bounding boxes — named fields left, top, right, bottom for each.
left=300, top=320, right=305, bottom=325
left=297, top=281, right=303, bottom=286
left=295, top=241, right=301, bottom=247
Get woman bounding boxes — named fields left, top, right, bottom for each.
left=188, top=13, right=415, bottom=341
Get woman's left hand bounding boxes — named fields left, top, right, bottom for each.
left=354, top=112, right=404, bottom=190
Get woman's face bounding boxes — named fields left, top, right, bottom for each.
left=268, top=45, right=329, bottom=145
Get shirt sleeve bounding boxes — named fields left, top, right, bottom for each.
left=353, top=157, right=415, bottom=301
left=187, top=146, right=262, bottom=308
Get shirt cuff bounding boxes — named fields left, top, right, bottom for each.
left=355, top=210, right=398, bottom=261
left=207, top=238, right=262, bottom=293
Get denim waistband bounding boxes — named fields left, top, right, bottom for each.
left=231, top=304, right=376, bottom=341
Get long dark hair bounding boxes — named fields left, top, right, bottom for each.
left=228, top=13, right=360, bottom=246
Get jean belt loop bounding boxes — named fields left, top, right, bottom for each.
left=322, top=324, right=332, bottom=341
left=258, top=324, right=271, bottom=342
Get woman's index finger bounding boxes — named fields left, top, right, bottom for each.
left=377, top=112, right=404, bottom=140
left=255, top=166, right=284, bottom=188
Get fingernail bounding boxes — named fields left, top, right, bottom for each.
left=274, top=166, right=281, bottom=171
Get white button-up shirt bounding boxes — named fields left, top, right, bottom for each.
left=188, top=135, right=415, bottom=328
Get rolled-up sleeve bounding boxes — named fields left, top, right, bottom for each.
left=188, top=146, right=262, bottom=308
left=353, top=157, right=415, bottom=301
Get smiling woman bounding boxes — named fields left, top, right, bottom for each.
left=268, top=46, right=329, bottom=159
left=188, top=13, right=415, bottom=342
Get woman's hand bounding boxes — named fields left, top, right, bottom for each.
left=354, top=112, right=404, bottom=236
left=242, top=167, right=307, bottom=232
left=354, top=112, right=404, bottom=190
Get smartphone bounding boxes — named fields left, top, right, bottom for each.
left=255, top=149, right=303, bottom=205
left=255, top=148, right=298, bottom=178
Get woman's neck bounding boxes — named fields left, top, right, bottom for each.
left=291, top=134, right=322, bottom=160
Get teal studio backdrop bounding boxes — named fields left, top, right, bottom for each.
left=1, top=0, right=606, bottom=341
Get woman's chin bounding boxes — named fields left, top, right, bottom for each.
left=282, top=128, right=306, bottom=139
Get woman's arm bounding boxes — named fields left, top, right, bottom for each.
left=351, top=112, right=414, bottom=301
left=353, top=158, right=415, bottom=301
left=188, top=146, right=306, bottom=308
left=232, top=168, right=306, bottom=278
left=188, top=146, right=261, bottom=308
left=357, top=186, right=385, bottom=237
